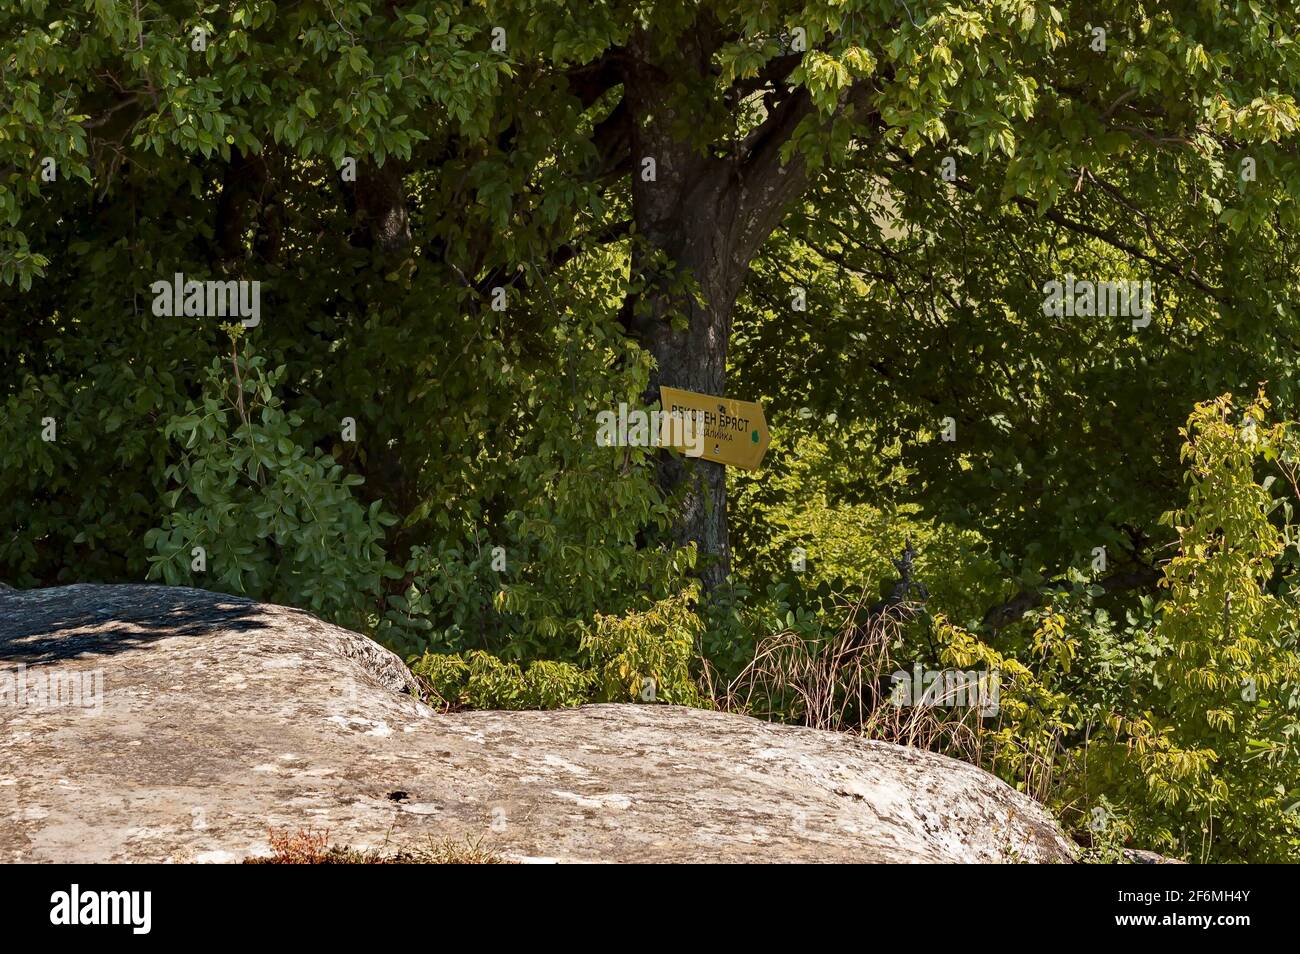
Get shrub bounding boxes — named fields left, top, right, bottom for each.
left=921, top=393, right=1300, bottom=862
left=409, top=588, right=708, bottom=709
left=411, top=650, right=592, bottom=711
left=581, top=587, right=706, bottom=705
left=715, top=393, right=1300, bottom=862
left=1074, top=392, right=1300, bottom=861
left=145, top=337, right=394, bottom=631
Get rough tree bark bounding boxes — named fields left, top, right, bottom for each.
left=621, top=36, right=737, bottom=591
left=618, top=27, right=873, bottom=591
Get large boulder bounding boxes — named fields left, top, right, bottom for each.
left=1, top=584, right=1077, bottom=863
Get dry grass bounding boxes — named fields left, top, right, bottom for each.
left=715, top=592, right=987, bottom=758
left=246, top=827, right=513, bottom=864
left=711, top=590, right=1071, bottom=807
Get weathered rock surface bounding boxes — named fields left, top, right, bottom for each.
left=1, top=584, right=1078, bottom=863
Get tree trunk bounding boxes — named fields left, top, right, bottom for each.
left=620, top=28, right=833, bottom=592
left=636, top=234, right=740, bottom=592
left=621, top=38, right=750, bottom=592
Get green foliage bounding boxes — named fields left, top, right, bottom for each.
left=1078, top=393, right=1300, bottom=862
left=365, top=272, right=698, bottom=660
left=582, top=586, right=706, bottom=705
left=144, top=338, right=393, bottom=629
left=717, top=392, right=1300, bottom=862
left=411, top=650, right=592, bottom=711
left=702, top=577, right=832, bottom=682
left=916, top=395, right=1300, bottom=862
left=932, top=610, right=1078, bottom=800
left=410, top=588, right=705, bottom=708
left=731, top=423, right=1005, bottom=625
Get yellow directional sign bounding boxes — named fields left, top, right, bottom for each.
left=658, top=386, right=770, bottom=470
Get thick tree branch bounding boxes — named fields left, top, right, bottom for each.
left=587, top=98, right=633, bottom=182
left=733, top=82, right=878, bottom=267
left=565, top=49, right=628, bottom=109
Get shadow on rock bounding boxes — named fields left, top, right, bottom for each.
left=0, top=584, right=270, bottom=664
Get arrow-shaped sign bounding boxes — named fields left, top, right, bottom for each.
left=658, top=386, right=771, bottom=470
